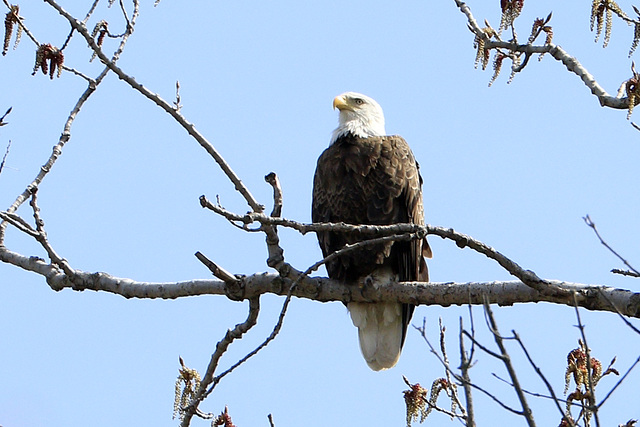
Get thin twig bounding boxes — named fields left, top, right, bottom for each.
left=584, top=215, right=640, bottom=276
left=597, top=354, right=640, bottom=409
left=116, top=0, right=132, bottom=33
left=180, top=297, right=260, bottom=427
left=512, top=331, right=575, bottom=426
left=303, top=232, right=424, bottom=279
left=202, top=276, right=304, bottom=404
left=61, top=65, right=95, bottom=83
left=2, top=0, right=139, bottom=245
left=174, top=80, right=182, bottom=112
left=572, top=294, right=601, bottom=427
left=439, top=319, right=465, bottom=414
left=596, top=288, right=640, bottom=336
left=492, top=373, right=577, bottom=407
left=60, top=0, right=102, bottom=50
left=591, top=288, right=640, bottom=409
left=0, top=139, right=11, bottom=176
left=466, top=305, right=476, bottom=363
left=28, top=189, right=75, bottom=277
left=458, top=316, right=475, bottom=427
left=44, top=0, right=264, bottom=214
left=462, top=328, right=504, bottom=360
left=416, top=319, right=522, bottom=417
left=611, top=268, right=640, bottom=278
left=483, top=298, right=536, bottom=426
left=0, top=211, right=38, bottom=237
left=0, top=106, right=11, bottom=125
left=2, top=0, right=38, bottom=46
left=0, top=108, right=12, bottom=176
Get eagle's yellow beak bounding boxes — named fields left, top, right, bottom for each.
left=333, top=95, right=349, bottom=111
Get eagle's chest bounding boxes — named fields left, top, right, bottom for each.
left=313, top=133, right=412, bottom=228
left=324, top=144, right=384, bottom=219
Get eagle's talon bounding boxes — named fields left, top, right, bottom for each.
left=358, top=275, right=376, bottom=302
left=363, top=275, right=374, bottom=288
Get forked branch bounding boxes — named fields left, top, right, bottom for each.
left=453, top=0, right=633, bottom=110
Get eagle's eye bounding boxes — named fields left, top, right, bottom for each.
left=354, top=98, right=364, bottom=105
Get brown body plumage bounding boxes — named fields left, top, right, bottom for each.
left=313, top=133, right=429, bottom=283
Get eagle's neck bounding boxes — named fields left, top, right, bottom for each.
left=330, top=111, right=386, bottom=144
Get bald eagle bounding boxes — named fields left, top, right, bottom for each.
left=312, top=92, right=431, bottom=371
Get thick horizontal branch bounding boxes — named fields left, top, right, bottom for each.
left=4, top=248, right=635, bottom=317
left=4, top=200, right=627, bottom=316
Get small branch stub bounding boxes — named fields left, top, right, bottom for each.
left=194, top=251, right=244, bottom=300
left=265, top=172, right=282, bottom=218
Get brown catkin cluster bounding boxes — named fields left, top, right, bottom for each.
left=3, top=5, right=20, bottom=56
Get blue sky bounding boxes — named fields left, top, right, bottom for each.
left=2, top=0, right=640, bottom=426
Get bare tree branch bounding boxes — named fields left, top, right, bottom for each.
left=3, top=239, right=640, bottom=317
left=2, top=0, right=38, bottom=47
left=179, top=297, right=260, bottom=426
left=572, top=297, right=601, bottom=427
left=195, top=251, right=240, bottom=287
left=597, top=354, right=640, bottom=410
left=0, top=0, right=139, bottom=245
left=584, top=215, right=640, bottom=277
left=0, top=106, right=10, bottom=126
left=27, top=189, right=74, bottom=277
left=453, top=0, right=631, bottom=110
left=419, top=318, right=523, bottom=417
left=265, top=172, right=283, bottom=218
left=611, top=268, right=640, bottom=278
left=42, top=0, right=264, bottom=215
left=439, top=319, right=466, bottom=416
left=458, top=316, right=476, bottom=427
left=512, top=331, right=575, bottom=426
left=0, top=139, right=11, bottom=176
left=197, top=199, right=571, bottom=298
left=586, top=289, right=640, bottom=411
left=482, top=300, right=536, bottom=426
left=2, top=3, right=640, bottom=426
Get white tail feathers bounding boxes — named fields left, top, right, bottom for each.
left=348, top=301, right=404, bottom=371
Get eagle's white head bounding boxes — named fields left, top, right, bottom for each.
left=331, top=92, right=386, bottom=144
